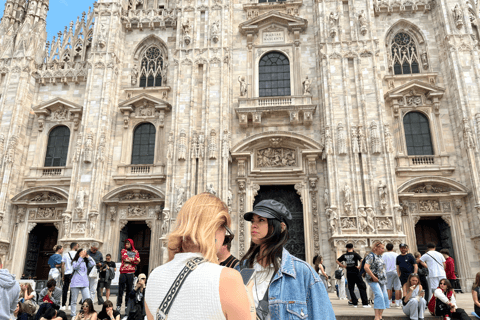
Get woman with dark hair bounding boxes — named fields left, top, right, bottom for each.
left=429, top=279, right=470, bottom=320
left=74, top=299, right=97, bottom=320
left=70, top=249, right=95, bottom=318
left=471, top=272, right=480, bottom=318
left=414, top=252, right=430, bottom=302
left=14, top=302, right=29, bottom=320
left=239, top=199, right=335, bottom=320
left=313, top=255, right=329, bottom=291
left=401, top=273, right=426, bottom=320
left=97, top=301, right=120, bottom=320
left=48, top=245, right=64, bottom=289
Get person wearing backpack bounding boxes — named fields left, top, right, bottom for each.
left=60, top=242, right=79, bottom=311
left=420, top=242, right=446, bottom=296
left=364, top=241, right=389, bottom=320
left=336, top=243, right=369, bottom=308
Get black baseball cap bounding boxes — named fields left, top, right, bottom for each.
left=399, top=243, right=408, bottom=248
left=244, top=199, right=292, bottom=226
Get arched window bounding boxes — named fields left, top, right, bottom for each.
left=139, top=47, right=164, bottom=88
left=259, top=52, right=291, bottom=97
left=45, top=126, right=70, bottom=167
left=391, top=32, right=420, bottom=75
left=403, top=112, right=433, bottom=155
left=131, top=123, right=156, bottom=165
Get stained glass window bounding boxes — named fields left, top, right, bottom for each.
left=139, top=47, right=164, bottom=88
left=44, top=126, right=70, bottom=167
left=259, top=52, right=291, bottom=97
left=403, top=112, right=433, bottom=155
left=131, top=123, right=156, bottom=164
left=391, top=33, right=420, bottom=75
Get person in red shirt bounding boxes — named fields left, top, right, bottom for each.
left=116, top=239, right=140, bottom=313
left=440, top=249, right=459, bottom=291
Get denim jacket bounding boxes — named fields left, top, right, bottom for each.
left=237, top=248, right=336, bottom=320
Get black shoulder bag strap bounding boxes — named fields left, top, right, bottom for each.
left=426, top=252, right=444, bottom=268
left=256, top=275, right=274, bottom=320
left=156, top=257, right=205, bottom=320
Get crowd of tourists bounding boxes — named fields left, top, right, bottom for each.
left=0, top=192, right=479, bottom=320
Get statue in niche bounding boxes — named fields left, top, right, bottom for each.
left=366, top=207, right=376, bottom=233
left=463, top=119, right=476, bottom=149
left=84, top=132, right=94, bottom=163
left=75, top=188, right=87, bottom=219
left=378, top=181, right=388, bottom=214
left=370, top=121, right=381, bottom=154
left=167, top=131, right=174, bottom=160
left=211, top=20, right=220, bottom=43
left=206, top=183, right=217, bottom=196
left=302, top=76, right=312, bottom=95
left=358, top=126, right=367, bottom=153
left=351, top=126, right=359, bottom=153
left=175, top=185, right=186, bottom=214
left=358, top=10, right=368, bottom=35
left=88, top=211, right=98, bottom=237
left=131, top=64, right=138, bottom=85
left=182, top=18, right=192, bottom=44
left=209, top=129, right=217, bottom=160
left=227, top=189, right=233, bottom=211
left=343, top=183, right=351, bottom=205
left=421, top=51, right=429, bottom=70
left=161, top=210, right=170, bottom=237
left=327, top=208, right=338, bottom=235
left=358, top=207, right=368, bottom=233
left=323, top=189, right=329, bottom=208
left=238, top=76, right=247, bottom=96
left=452, top=4, right=464, bottom=24
left=329, top=12, right=339, bottom=27
left=161, top=62, right=168, bottom=85
left=178, top=129, right=187, bottom=161
left=337, top=123, right=347, bottom=155
left=62, top=213, right=71, bottom=238
left=323, top=126, right=333, bottom=158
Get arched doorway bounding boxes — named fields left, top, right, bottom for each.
left=253, top=185, right=305, bottom=261
left=415, top=217, right=455, bottom=260
left=119, top=221, right=151, bottom=276
left=23, top=224, right=59, bottom=279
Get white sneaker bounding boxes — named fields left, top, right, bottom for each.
left=60, top=306, right=66, bottom=311
left=67, top=306, right=70, bottom=310
left=353, top=305, right=358, bottom=308
left=363, top=305, right=372, bottom=308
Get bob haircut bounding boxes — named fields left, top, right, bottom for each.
left=167, top=192, right=231, bottom=264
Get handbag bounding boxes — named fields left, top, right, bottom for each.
left=88, top=265, right=98, bottom=278
left=156, top=257, right=205, bottom=320
left=418, top=267, right=429, bottom=277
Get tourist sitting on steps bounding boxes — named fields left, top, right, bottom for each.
left=429, top=279, right=470, bottom=320
left=39, top=306, right=67, bottom=320
left=97, top=301, right=120, bottom=320
left=471, top=272, right=480, bottom=319
left=13, top=302, right=29, bottom=320
left=73, top=299, right=97, bottom=320
left=401, top=273, right=426, bottom=320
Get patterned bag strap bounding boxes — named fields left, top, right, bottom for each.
left=156, top=257, right=205, bottom=320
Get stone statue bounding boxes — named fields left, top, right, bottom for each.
left=302, top=76, right=312, bottom=95
left=337, top=123, right=347, bottom=155
left=358, top=125, right=367, bottom=153
left=62, top=213, right=71, bottom=238
left=178, top=129, right=187, bottom=161
left=88, top=211, right=98, bottom=237
left=452, top=4, right=463, bottom=22
left=463, top=119, right=476, bottom=149
left=351, top=126, right=359, bottom=153
left=208, top=129, right=217, bottom=160
left=358, top=10, right=367, bottom=28
left=370, top=121, right=381, bottom=154
left=358, top=207, right=368, bottom=233
left=327, top=208, right=338, bottom=235
left=131, top=64, right=138, bottom=85
left=182, top=18, right=191, bottom=36
left=109, top=206, right=117, bottom=221
left=206, top=183, right=217, bottom=196
left=175, top=186, right=186, bottom=214
left=378, top=181, right=388, bottom=214
left=343, top=183, right=351, bottom=205
left=161, top=209, right=170, bottom=237
left=167, top=131, right=174, bottom=160
left=323, top=189, right=329, bottom=208
left=211, top=20, right=220, bottom=36
left=238, top=76, right=247, bottom=96
left=329, top=12, right=339, bottom=27
left=161, top=61, right=168, bottom=85
left=366, top=207, right=376, bottom=233
left=421, top=51, right=429, bottom=70
left=84, top=132, right=94, bottom=163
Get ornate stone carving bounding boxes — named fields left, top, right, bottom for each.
left=238, top=180, right=246, bottom=256
left=119, top=219, right=128, bottom=230
left=109, top=207, right=117, bottom=221
left=329, top=12, right=339, bottom=38
left=358, top=125, right=367, bottom=153
left=256, top=147, right=296, bottom=168
left=408, top=184, right=451, bottom=193
left=27, top=223, right=37, bottom=233
left=211, top=20, right=220, bottom=43
left=62, top=213, right=71, bottom=238
left=323, top=126, right=333, bottom=158
left=358, top=10, right=368, bottom=36
left=326, top=208, right=338, bottom=235
left=454, top=199, right=462, bottom=214
left=452, top=4, right=464, bottom=29
left=37, top=207, right=56, bottom=219
left=167, top=131, right=174, bottom=160
left=341, top=217, right=357, bottom=229
left=302, top=76, right=312, bottom=95
left=384, top=123, right=394, bottom=153
left=378, top=181, right=388, bottom=214
left=29, top=192, right=62, bottom=202
left=75, top=188, right=87, bottom=219
left=323, top=189, right=329, bottom=208
left=359, top=207, right=376, bottom=234
left=463, top=118, right=476, bottom=149
left=161, top=209, right=170, bottom=237
left=377, top=217, right=393, bottom=230
left=127, top=205, right=147, bottom=217
left=190, top=131, right=199, bottom=159
left=87, top=211, right=98, bottom=237
left=394, top=206, right=403, bottom=232
left=370, top=121, right=381, bottom=154
left=337, top=123, right=347, bottom=156
left=238, top=76, right=247, bottom=96
left=131, top=64, right=138, bottom=85
left=442, top=202, right=452, bottom=212
left=222, top=129, right=231, bottom=160
left=17, top=207, right=26, bottom=223
left=5, top=135, right=17, bottom=164
left=199, top=133, right=205, bottom=159
left=227, top=189, right=233, bottom=212
left=442, top=215, right=452, bottom=226
left=73, top=133, right=82, bottom=163
left=120, top=192, right=154, bottom=201
left=294, top=184, right=304, bottom=204
left=341, top=184, right=351, bottom=216
left=208, top=129, right=217, bottom=160
left=400, top=201, right=409, bottom=216
left=73, top=222, right=86, bottom=234
left=206, top=183, right=217, bottom=196
left=419, top=200, right=440, bottom=212
left=178, top=129, right=187, bottom=161
left=84, top=132, right=94, bottom=163
left=351, top=126, right=359, bottom=153
left=97, top=131, right=106, bottom=163
left=182, top=18, right=192, bottom=44
left=421, top=51, right=429, bottom=70
left=175, top=185, right=186, bottom=214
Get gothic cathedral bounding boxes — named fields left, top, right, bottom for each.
left=0, top=0, right=479, bottom=288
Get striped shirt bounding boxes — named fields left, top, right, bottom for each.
left=219, top=255, right=239, bottom=268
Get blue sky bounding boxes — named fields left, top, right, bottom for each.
left=0, top=0, right=95, bottom=41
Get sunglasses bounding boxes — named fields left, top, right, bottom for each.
left=223, top=225, right=234, bottom=246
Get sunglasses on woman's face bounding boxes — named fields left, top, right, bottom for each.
left=223, top=225, right=235, bottom=246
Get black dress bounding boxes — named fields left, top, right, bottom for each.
left=418, top=263, right=430, bottom=301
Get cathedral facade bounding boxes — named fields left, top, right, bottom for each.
left=0, top=0, right=479, bottom=288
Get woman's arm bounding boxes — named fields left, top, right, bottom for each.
left=89, top=312, right=97, bottom=320
left=308, top=277, right=336, bottom=319
left=364, top=264, right=377, bottom=282
left=319, top=265, right=328, bottom=278
left=434, top=288, right=450, bottom=304
left=403, top=284, right=413, bottom=302
left=473, top=290, right=480, bottom=308
left=219, top=268, right=255, bottom=320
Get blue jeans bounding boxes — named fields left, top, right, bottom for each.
left=70, top=287, right=90, bottom=317
left=368, top=281, right=390, bottom=310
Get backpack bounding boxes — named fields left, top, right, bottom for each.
left=334, top=269, right=344, bottom=280
left=359, top=252, right=375, bottom=277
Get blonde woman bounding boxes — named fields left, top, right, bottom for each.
left=364, top=241, right=389, bottom=320
left=145, top=193, right=253, bottom=320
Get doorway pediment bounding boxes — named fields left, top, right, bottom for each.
left=384, top=79, right=445, bottom=102
left=239, top=10, right=308, bottom=36
left=118, top=93, right=171, bottom=128
left=32, top=98, right=83, bottom=131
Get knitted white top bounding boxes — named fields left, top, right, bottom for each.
left=145, top=252, right=226, bottom=320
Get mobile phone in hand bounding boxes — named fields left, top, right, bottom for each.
left=240, top=268, right=256, bottom=286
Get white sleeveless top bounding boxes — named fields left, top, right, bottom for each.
left=145, top=252, right=226, bottom=320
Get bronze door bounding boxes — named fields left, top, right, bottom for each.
left=253, top=185, right=305, bottom=261
left=119, top=222, right=151, bottom=276
left=23, top=224, right=59, bottom=279
left=415, top=217, right=456, bottom=261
